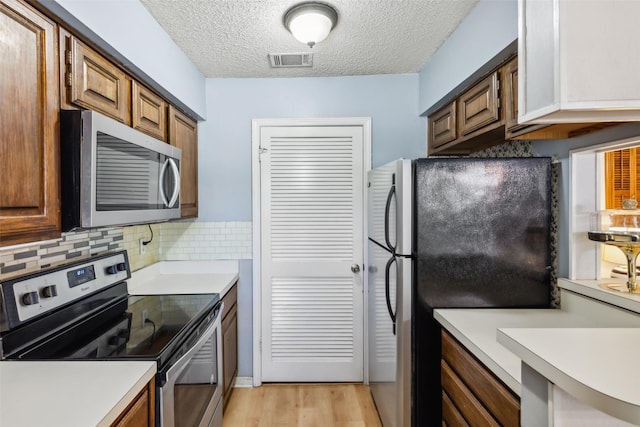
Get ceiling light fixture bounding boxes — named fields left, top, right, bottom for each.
left=283, top=2, right=338, bottom=48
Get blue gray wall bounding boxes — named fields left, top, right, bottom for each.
left=418, top=0, right=517, bottom=114
left=199, top=74, right=426, bottom=221
left=200, top=74, right=425, bottom=376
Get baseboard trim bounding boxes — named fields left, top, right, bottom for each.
left=234, top=376, right=253, bottom=388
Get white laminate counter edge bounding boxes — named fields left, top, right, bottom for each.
left=559, top=278, right=640, bottom=315
left=497, top=328, right=640, bottom=426
left=99, top=362, right=157, bottom=426
left=0, top=361, right=156, bottom=427
left=434, top=311, right=521, bottom=395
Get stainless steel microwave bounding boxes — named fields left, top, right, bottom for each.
left=61, top=110, right=182, bottom=231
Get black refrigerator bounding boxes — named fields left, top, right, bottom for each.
left=367, top=157, right=552, bottom=427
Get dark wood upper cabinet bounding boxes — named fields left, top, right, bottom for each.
left=428, top=69, right=505, bottom=156
left=132, top=81, right=167, bottom=141
left=60, top=28, right=131, bottom=125
left=428, top=101, right=457, bottom=150
left=168, top=105, right=198, bottom=219
left=0, top=0, right=61, bottom=246
left=458, top=72, right=500, bottom=136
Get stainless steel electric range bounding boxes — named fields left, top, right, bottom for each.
left=0, top=250, right=224, bottom=427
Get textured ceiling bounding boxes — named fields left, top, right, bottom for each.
left=139, top=0, right=478, bottom=78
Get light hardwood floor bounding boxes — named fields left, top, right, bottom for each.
left=223, top=383, right=383, bottom=427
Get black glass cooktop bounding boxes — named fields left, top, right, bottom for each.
left=14, top=292, right=220, bottom=367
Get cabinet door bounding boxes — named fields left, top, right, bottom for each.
left=221, top=283, right=238, bottom=409
left=0, top=0, right=61, bottom=246
left=441, top=331, right=520, bottom=426
left=168, top=105, right=198, bottom=218
left=222, top=304, right=238, bottom=405
left=428, top=101, right=457, bottom=151
left=61, top=30, right=131, bottom=124
left=519, top=0, right=640, bottom=123
left=458, top=72, right=500, bottom=136
left=504, top=57, right=519, bottom=132
left=111, top=378, right=155, bottom=427
left=132, top=81, right=167, bottom=141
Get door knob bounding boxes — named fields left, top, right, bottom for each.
left=351, top=264, right=361, bottom=273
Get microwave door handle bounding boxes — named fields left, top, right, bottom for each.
left=167, top=158, right=181, bottom=208
left=159, top=159, right=171, bottom=207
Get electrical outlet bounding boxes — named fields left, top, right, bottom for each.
left=139, top=238, right=146, bottom=255
left=142, top=309, right=148, bottom=327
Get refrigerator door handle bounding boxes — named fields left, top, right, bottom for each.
left=384, top=255, right=397, bottom=335
left=384, top=174, right=397, bottom=253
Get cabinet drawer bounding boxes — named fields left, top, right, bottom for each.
left=442, top=390, right=469, bottom=427
left=441, top=360, right=499, bottom=427
left=458, top=71, right=500, bottom=136
left=62, top=31, right=131, bottom=124
left=428, top=101, right=457, bottom=150
left=132, top=81, right=167, bottom=141
left=442, top=331, right=519, bottom=426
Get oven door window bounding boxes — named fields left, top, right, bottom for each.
left=163, top=316, right=222, bottom=427
left=174, top=334, right=218, bottom=427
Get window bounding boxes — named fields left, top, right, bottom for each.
left=604, top=147, right=640, bottom=209
left=571, top=138, right=640, bottom=281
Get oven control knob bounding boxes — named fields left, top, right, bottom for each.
left=41, top=285, right=58, bottom=298
left=106, top=263, right=127, bottom=275
left=22, top=291, right=39, bottom=306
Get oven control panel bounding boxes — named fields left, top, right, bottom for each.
left=5, top=251, right=130, bottom=325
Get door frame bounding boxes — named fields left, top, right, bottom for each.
left=251, top=117, right=372, bottom=386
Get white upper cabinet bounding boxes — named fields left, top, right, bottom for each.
left=518, top=0, right=640, bottom=124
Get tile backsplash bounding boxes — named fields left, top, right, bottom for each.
left=0, top=221, right=252, bottom=279
left=0, top=228, right=123, bottom=277
left=160, top=221, right=252, bottom=261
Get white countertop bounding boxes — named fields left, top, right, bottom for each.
left=559, top=277, right=640, bottom=315
left=434, top=308, right=598, bottom=395
left=436, top=282, right=640, bottom=424
left=498, top=328, right=640, bottom=425
left=127, top=260, right=239, bottom=296
left=0, top=360, right=156, bottom=427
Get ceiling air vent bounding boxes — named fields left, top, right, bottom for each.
left=269, top=53, right=313, bottom=68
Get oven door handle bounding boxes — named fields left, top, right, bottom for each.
left=161, top=302, right=224, bottom=427
left=164, top=301, right=224, bottom=382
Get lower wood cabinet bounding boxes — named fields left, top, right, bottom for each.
left=111, top=377, right=155, bottom=427
left=441, top=330, right=520, bottom=427
left=222, top=282, right=238, bottom=410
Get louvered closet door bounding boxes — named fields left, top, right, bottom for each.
left=260, top=125, right=364, bottom=382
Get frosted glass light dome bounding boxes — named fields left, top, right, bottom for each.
left=284, top=2, right=338, bottom=48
